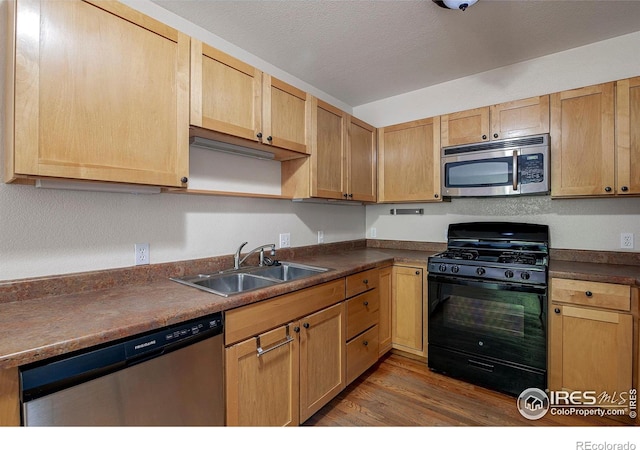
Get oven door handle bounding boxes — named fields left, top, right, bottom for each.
left=427, top=273, right=547, bottom=295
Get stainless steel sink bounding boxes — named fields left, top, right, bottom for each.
left=170, top=262, right=330, bottom=296
left=247, top=262, right=329, bottom=281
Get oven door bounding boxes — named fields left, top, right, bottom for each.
left=428, top=274, right=547, bottom=367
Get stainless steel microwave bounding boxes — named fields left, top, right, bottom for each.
left=441, top=134, right=550, bottom=197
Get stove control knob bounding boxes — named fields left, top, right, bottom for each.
left=451, top=265, right=460, bottom=273
left=439, top=264, right=447, bottom=272
left=476, top=267, right=485, bottom=276
left=521, top=272, right=531, bottom=280
left=505, top=270, right=514, bottom=278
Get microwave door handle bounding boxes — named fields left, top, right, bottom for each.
left=512, top=150, right=518, bottom=191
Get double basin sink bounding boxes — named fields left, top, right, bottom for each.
left=170, top=262, right=331, bottom=297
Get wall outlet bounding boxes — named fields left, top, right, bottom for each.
left=135, top=243, right=150, bottom=265
left=279, top=233, right=291, bottom=249
left=620, top=233, right=634, bottom=249
left=370, top=227, right=377, bottom=238
left=317, top=230, right=324, bottom=244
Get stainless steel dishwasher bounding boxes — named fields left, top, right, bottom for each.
left=20, top=312, right=224, bottom=426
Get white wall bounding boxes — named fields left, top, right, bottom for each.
left=0, top=0, right=364, bottom=282
left=356, top=32, right=640, bottom=251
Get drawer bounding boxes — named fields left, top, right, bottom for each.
left=345, top=268, right=379, bottom=298
left=346, top=289, right=379, bottom=340
left=346, top=325, right=379, bottom=385
left=551, top=278, right=631, bottom=312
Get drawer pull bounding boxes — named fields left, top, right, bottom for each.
left=585, top=291, right=593, bottom=297
left=363, top=301, right=369, bottom=306
left=256, top=325, right=294, bottom=357
left=363, top=340, right=369, bottom=346
left=554, top=307, right=561, bottom=314
left=363, top=279, right=368, bottom=284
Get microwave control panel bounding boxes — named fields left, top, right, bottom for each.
left=518, top=153, right=545, bottom=184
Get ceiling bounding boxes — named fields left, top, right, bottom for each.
left=151, top=0, right=640, bottom=108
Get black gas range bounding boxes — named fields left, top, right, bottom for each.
left=427, top=222, right=550, bottom=397
left=427, top=222, right=549, bottom=285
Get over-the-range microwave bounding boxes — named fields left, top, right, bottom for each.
left=441, top=134, right=550, bottom=197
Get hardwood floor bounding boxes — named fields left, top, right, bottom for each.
left=304, top=353, right=629, bottom=427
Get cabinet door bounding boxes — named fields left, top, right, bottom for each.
left=347, top=116, right=377, bottom=202
left=549, top=304, right=633, bottom=396
left=392, top=265, right=426, bottom=357
left=616, top=76, right=640, bottom=195
left=550, top=83, right=615, bottom=197
left=225, top=323, right=299, bottom=426
left=441, top=107, right=490, bottom=147
left=378, top=266, right=393, bottom=357
left=262, top=74, right=310, bottom=154
left=378, top=117, right=441, bottom=202
left=490, top=95, right=550, bottom=140
left=190, top=40, right=262, bottom=143
left=311, top=98, right=347, bottom=199
left=299, top=302, right=346, bottom=422
left=10, top=0, right=189, bottom=187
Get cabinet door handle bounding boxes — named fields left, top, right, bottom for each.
left=604, top=186, right=612, bottom=193
left=415, top=271, right=420, bottom=275
left=181, top=177, right=188, bottom=183
left=482, top=134, right=487, bottom=140
left=256, top=132, right=263, bottom=139
left=585, top=291, right=593, bottom=297
left=493, top=133, right=499, bottom=139
left=256, top=325, right=293, bottom=357
left=294, top=326, right=300, bottom=333
left=303, top=322, right=310, bottom=329
left=363, top=301, right=369, bottom=306
left=266, top=135, right=273, bottom=142
left=621, top=186, right=629, bottom=192
left=554, top=307, right=561, bottom=314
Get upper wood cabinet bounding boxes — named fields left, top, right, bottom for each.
left=441, top=95, right=550, bottom=147
left=190, top=40, right=310, bottom=157
left=550, top=83, right=616, bottom=197
left=5, top=0, right=190, bottom=187
left=347, top=116, right=377, bottom=202
left=309, top=98, right=348, bottom=200
left=378, top=116, right=441, bottom=202
left=616, top=76, right=640, bottom=195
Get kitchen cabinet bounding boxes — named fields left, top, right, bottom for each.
left=281, top=99, right=376, bottom=202
left=190, top=39, right=310, bottom=158
left=345, top=270, right=380, bottom=384
left=441, top=95, right=550, bottom=147
left=299, top=302, right=346, bottom=422
left=549, top=278, right=634, bottom=409
left=377, top=117, right=442, bottom=202
left=550, top=82, right=616, bottom=197
left=224, top=279, right=345, bottom=426
left=0, top=367, right=19, bottom=426
left=392, top=264, right=428, bottom=359
left=616, top=76, right=640, bottom=195
left=5, top=0, right=190, bottom=188
left=347, top=116, right=378, bottom=202
left=378, top=266, right=393, bottom=357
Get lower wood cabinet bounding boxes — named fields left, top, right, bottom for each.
left=299, top=302, right=346, bottom=422
left=378, top=266, right=393, bottom=357
left=225, top=323, right=300, bottom=426
left=391, top=264, right=427, bottom=359
left=549, top=278, right=637, bottom=423
left=224, top=279, right=346, bottom=426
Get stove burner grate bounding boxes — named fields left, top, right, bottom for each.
left=497, top=252, right=538, bottom=265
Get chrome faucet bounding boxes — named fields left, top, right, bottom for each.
left=234, top=242, right=276, bottom=269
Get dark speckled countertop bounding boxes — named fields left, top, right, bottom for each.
left=0, top=240, right=638, bottom=370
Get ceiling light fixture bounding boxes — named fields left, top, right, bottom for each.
left=433, top=0, right=478, bottom=11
